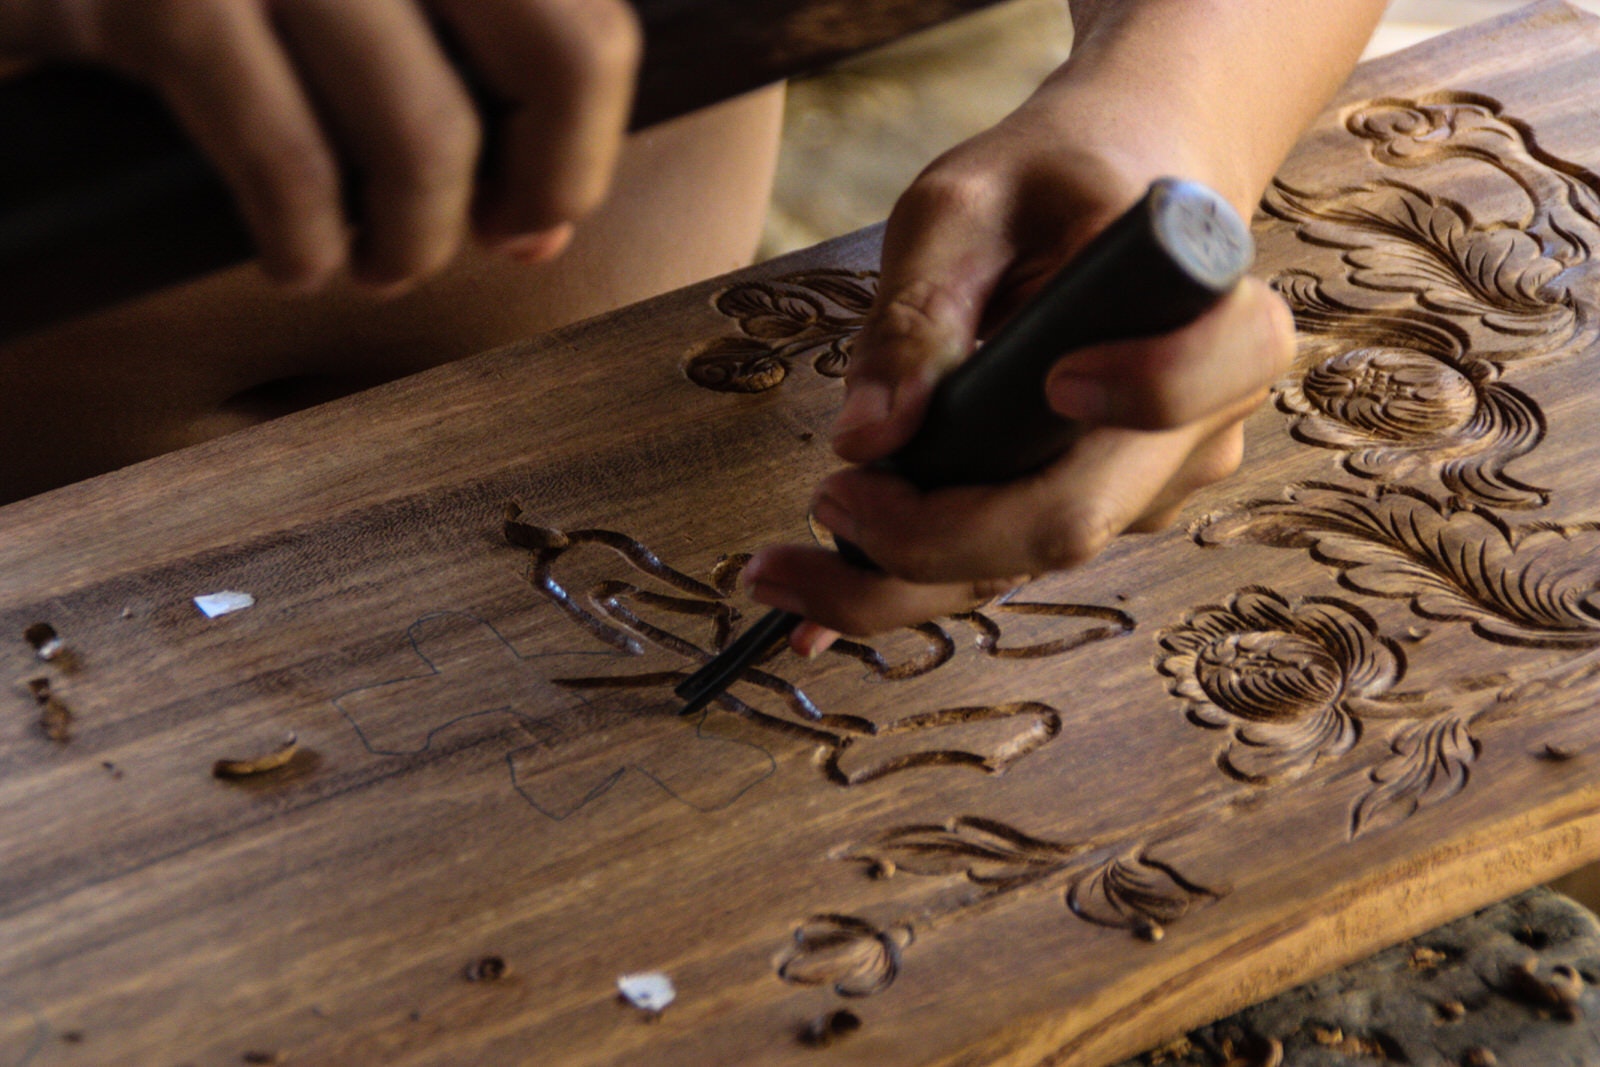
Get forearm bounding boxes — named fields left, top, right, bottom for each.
left=1053, top=0, right=1386, bottom=214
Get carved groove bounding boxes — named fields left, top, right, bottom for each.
left=510, top=518, right=1132, bottom=788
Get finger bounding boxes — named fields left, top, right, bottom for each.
left=1044, top=277, right=1295, bottom=429
left=743, top=545, right=1022, bottom=637
left=89, top=3, right=348, bottom=286
left=432, top=0, right=641, bottom=244
left=790, top=621, right=841, bottom=659
left=274, top=0, right=480, bottom=287
left=812, top=419, right=1219, bottom=584
left=830, top=168, right=1017, bottom=463
left=1124, top=418, right=1248, bottom=533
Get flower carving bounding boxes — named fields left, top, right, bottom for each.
left=1159, top=588, right=1406, bottom=782
left=682, top=269, right=877, bottom=393
left=776, top=915, right=913, bottom=998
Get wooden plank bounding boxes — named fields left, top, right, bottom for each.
left=7, top=4, right=1600, bottom=1064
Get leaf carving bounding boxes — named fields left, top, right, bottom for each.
left=1197, top=485, right=1600, bottom=648
left=684, top=269, right=878, bottom=393
left=1351, top=716, right=1479, bottom=837
left=852, top=816, right=1081, bottom=888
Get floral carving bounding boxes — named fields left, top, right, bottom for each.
left=682, top=269, right=877, bottom=393
left=507, top=512, right=1132, bottom=787
left=1158, top=588, right=1404, bottom=782
left=776, top=915, right=913, bottom=997
left=1193, top=483, right=1600, bottom=834
left=1066, top=854, right=1220, bottom=934
left=1196, top=484, right=1600, bottom=649
left=848, top=817, right=1220, bottom=937
left=1268, top=280, right=1548, bottom=508
left=1258, top=94, right=1600, bottom=508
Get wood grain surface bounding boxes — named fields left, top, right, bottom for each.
left=8, top=4, right=1600, bottom=1065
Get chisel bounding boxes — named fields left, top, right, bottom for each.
left=674, top=177, right=1254, bottom=716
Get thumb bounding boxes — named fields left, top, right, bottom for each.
left=832, top=178, right=1013, bottom=464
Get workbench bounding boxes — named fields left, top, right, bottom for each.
left=6, top=4, right=1600, bottom=1064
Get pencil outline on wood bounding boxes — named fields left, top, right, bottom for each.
left=508, top=518, right=1135, bottom=785
left=681, top=268, right=878, bottom=392
left=1261, top=93, right=1600, bottom=508
left=330, top=610, right=777, bottom=820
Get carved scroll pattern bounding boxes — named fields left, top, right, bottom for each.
left=1193, top=482, right=1600, bottom=834
left=770, top=816, right=1222, bottom=998
left=1163, top=94, right=1600, bottom=837
left=681, top=269, right=877, bottom=393
left=1261, top=94, right=1600, bottom=509
left=507, top=512, right=1133, bottom=788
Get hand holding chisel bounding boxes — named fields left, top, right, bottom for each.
left=677, top=178, right=1261, bottom=715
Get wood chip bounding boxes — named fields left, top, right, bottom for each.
left=213, top=733, right=298, bottom=779
left=464, top=955, right=508, bottom=982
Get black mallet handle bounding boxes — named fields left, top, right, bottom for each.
left=675, top=178, right=1254, bottom=715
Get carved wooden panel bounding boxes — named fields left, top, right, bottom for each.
left=6, top=5, right=1600, bottom=1065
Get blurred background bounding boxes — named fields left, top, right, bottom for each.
left=762, top=0, right=1600, bottom=257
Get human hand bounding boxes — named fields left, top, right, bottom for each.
left=740, top=108, right=1296, bottom=652
left=0, top=0, right=641, bottom=289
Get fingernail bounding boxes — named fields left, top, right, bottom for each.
left=1046, top=373, right=1111, bottom=421
left=831, top=381, right=893, bottom=439
left=748, top=580, right=806, bottom=616
left=496, top=225, right=575, bottom=265
left=793, top=622, right=840, bottom=658
left=811, top=494, right=859, bottom=544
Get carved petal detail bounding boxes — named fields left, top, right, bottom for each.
left=1160, top=588, right=1399, bottom=781
left=847, top=818, right=1223, bottom=939
left=776, top=914, right=913, bottom=997
left=1066, top=853, right=1220, bottom=931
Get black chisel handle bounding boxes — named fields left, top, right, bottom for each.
left=675, top=177, right=1254, bottom=714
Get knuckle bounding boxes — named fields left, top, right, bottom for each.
left=897, top=167, right=997, bottom=225
left=1189, top=428, right=1247, bottom=487
left=385, top=99, right=480, bottom=198
left=1029, top=504, right=1117, bottom=573
left=236, top=134, right=338, bottom=222
left=545, top=0, right=643, bottom=86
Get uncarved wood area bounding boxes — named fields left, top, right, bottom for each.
left=7, top=5, right=1600, bottom=1065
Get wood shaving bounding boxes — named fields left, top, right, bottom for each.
left=213, top=733, right=298, bottom=779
